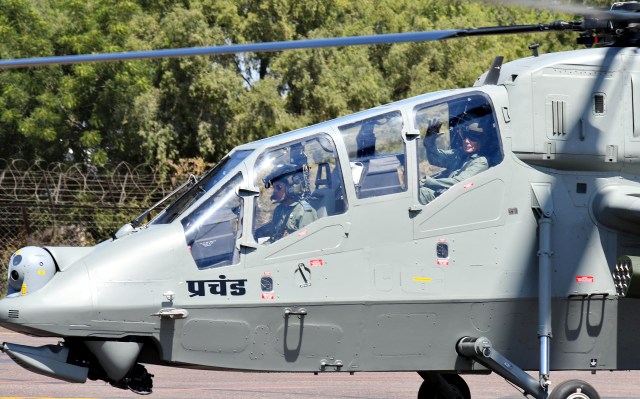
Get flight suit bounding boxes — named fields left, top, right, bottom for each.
left=419, top=135, right=489, bottom=204
left=270, top=200, right=317, bottom=241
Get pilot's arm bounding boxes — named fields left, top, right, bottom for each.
left=254, top=222, right=274, bottom=239
left=258, top=201, right=317, bottom=242
left=424, top=133, right=458, bottom=169
left=423, top=155, right=489, bottom=191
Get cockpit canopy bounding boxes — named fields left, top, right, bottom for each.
left=144, top=90, right=503, bottom=270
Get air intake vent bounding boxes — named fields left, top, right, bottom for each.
left=594, top=93, right=605, bottom=115
left=551, top=100, right=566, bottom=136
left=8, top=310, right=19, bottom=319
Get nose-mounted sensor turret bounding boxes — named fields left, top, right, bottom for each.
left=7, top=247, right=57, bottom=296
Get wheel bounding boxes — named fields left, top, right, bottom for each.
left=549, top=379, right=600, bottom=399
left=417, top=373, right=470, bottom=399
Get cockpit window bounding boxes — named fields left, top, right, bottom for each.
left=181, top=173, right=243, bottom=269
left=151, top=150, right=251, bottom=225
left=338, top=111, right=406, bottom=199
left=414, top=94, right=503, bottom=204
left=253, top=134, right=347, bottom=245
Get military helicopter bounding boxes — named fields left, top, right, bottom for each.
left=6, top=1, right=640, bottom=398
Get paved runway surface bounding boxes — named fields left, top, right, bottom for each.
left=0, top=328, right=638, bottom=399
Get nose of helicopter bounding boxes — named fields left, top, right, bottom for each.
left=0, top=256, right=94, bottom=337
left=0, top=294, right=40, bottom=335
left=0, top=288, right=92, bottom=337
left=0, top=295, right=13, bottom=323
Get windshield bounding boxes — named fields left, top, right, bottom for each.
left=182, top=173, right=243, bottom=269
left=151, top=150, right=252, bottom=225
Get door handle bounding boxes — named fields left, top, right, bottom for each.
left=151, top=308, right=189, bottom=319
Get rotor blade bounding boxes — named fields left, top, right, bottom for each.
left=486, top=0, right=640, bottom=22
left=0, top=23, right=569, bottom=70
left=0, top=31, right=455, bottom=69
left=484, top=0, right=603, bottom=15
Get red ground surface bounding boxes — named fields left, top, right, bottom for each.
left=0, top=328, right=636, bottom=399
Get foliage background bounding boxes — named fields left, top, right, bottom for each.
left=0, top=0, right=610, bottom=168
left=0, top=0, right=613, bottom=294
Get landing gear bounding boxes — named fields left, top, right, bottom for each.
left=549, top=379, right=600, bottom=399
left=109, top=363, right=154, bottom=395
left=417, top=372, right=470, bottom=399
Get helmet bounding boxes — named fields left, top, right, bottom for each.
left=263, top=163, right=306, bottom=198
left=460, top=117, right=494, bottom=142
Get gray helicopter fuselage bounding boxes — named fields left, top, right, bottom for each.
left=3, top=45, right=640, bottom=383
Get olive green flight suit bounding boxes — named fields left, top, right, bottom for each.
left=419, top=136, right=489, bottom=204
left=270, top=200, right=317, bottom=241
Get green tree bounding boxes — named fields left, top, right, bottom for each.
left=0, top=0, right=155, bottom=165
left=0, top=0, right=592, bottom=167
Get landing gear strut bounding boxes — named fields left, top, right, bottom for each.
left=417, top=372, right=470, bottom=399
left=456, top=337, right=602, bottom=399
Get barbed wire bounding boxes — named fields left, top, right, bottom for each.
left=0, top=159, right=188, bottom=294
left=0, top=158, right=171, bottom=205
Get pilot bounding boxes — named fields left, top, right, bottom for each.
left=419, top=117, right=493, bottom=204
left=255, top=164, right=317, bottom=243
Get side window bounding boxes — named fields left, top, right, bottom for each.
left=181, top=174, right=243, bottom=269
left=338, top=111, right=406, bottom=199
left=414, top=94, right=503, bottom=205
left=253, top=134, right=347, bottom=245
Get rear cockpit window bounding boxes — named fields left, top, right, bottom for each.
left=414, top=94, right=503, bottom=204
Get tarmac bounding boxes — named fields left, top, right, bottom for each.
left=0, top=328, right=637, bottom=399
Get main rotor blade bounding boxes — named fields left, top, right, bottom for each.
left=0, top=31, right=454, bottom=69
left=0, top=23, right=566, bottom=70
left=487, top=0, right=640, bottom=22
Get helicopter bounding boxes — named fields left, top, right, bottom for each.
left=5, top=1, right=640, bottom=399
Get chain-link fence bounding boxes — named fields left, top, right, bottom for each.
left=0, top=159, right=182, bottom=295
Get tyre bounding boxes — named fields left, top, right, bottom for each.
left=549, top=379, right=600, bottom=399
left=417, top=373, right=470, bottom=399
